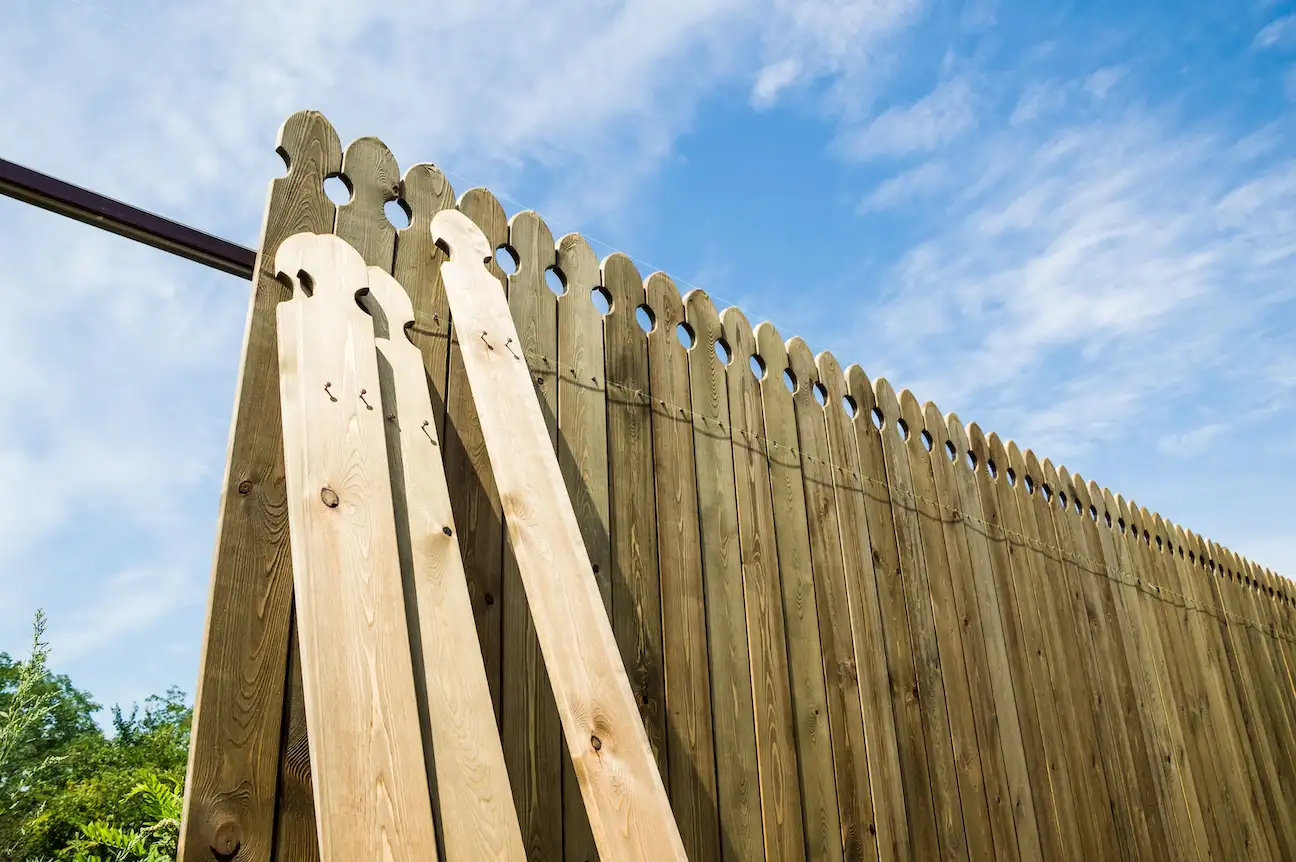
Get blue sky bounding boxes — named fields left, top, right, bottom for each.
left=2, top=0, right=1293, bottom=721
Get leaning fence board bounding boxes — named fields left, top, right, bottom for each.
left=500, top=209, right=565, bottom=861
left=432, top=209, right=687, bottom=861
left=274, top=233, right=439, bottom=861
left=180, top=110, right=341, bottom=862
left=365, top=265, right=528, bottom=861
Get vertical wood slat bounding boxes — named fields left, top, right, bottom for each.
left=895, top=392, right=994, bottom=862
left=501, top=210, right=564, bottom=861
left=920, top=403, right=1021, bottom=862
left=780, top=341, right=869, bottom=862
left=602, top=254, right=668, bottom=775
left=366, top=263, right=528, bottom=861
left=431, top=209, right=686, bottom=861
left=720, top=313, right=811, bottom=861
left=944, top=417, right=1044, bottom=862
left=646, top=274, right=722, bottom=862
left=180, top=111, right=340, bottom=862
left=753, top=326, right=844, bottom=861
left=685, top=289, right=766, bottom=861
left=273, top=233, right=439, bottom=862
left=555, top=232, right=611, bottom=862
left=847, top=370, right=943, bottom=862
left=873, top=379, right=969, bottom=862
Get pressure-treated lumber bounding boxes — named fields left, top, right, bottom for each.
left=273, top=232, right=439, bottom=861
left=431, top=209, right=687, bottom=861
left=364, top=265, right=528, bottom=861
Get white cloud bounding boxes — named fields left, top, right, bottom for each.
left=1156, top=422, right=1229, bottom=457
left=859, top=160, right=949, bottom=212
left=751, top=59, right=802, bottom=108
left=1083, top=66, right=1126, bottom=98
left=839, top=76, right=979, bottom=160
left=1253, top=14, right=1296, bottom=49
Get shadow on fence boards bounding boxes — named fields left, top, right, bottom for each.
left=178, top=110, right=1296, bottom=862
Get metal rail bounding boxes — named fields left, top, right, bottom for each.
left=0, top=157, right=256, bottom=279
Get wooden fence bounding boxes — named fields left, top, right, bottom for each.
left=179, top=110, right=1296, bottom=862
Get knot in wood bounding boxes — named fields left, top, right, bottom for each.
left=210, top=820, right=241, bottom=859
left=442, top=526, right=453, bottom=536
left=320, top=487, right=339, bottom=508
left=590, top=734, right=602, bottom=752
left=237, top=480, right=252, bottom=495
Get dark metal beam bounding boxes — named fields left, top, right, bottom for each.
left=0, top=157, right=256, bottom=280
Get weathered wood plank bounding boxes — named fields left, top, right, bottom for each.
left=432, top=210, right=686, bottom=861
left=365, top=265, right=528, bottom=861
left=872, top=379, right=968, bottom=862
left=816, top=361, right=909, bottom=862
left=685, top=289, right=765, bottom=861
left=603, top=253, right=668, bottom=776
left=718, top=317, right=813, bottom=861
left=179, top=111, right=340, bottom=862
left=780, top=340, right=874, bottom=861
left=274, top=233, right=439, bottom=861
left=845, top=369, right=941, bottom=862
left=442, top=190, right=510, bottom=728
left=554, top=231, right=611, bottom=862
left=895, top=392, right=994, bottom=862
left=645, top=273, right=722, bottom=862
left=920, top=403, right=1021, bottom=862
left=501, top=210, right=564, bottom=862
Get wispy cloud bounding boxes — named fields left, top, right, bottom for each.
left=1253, top=14, right=1296, bottom=50
left=838, top=76, right=979, bottom=160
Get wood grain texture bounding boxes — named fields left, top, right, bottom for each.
left=779, top=340, right=874, bottom=862
left=845, top=369, right=941, bottom=862
left=872, top=379, right=969, bottom=862
left=274, top=233, right=438, bottom=862
left=685, top=289, right=765, bottom=862
left=645, top=274, right=722, bottom=862
left=823, top=363, right=909, bottom=862
left=718, top=314, right=811, bottom=862
left=944, top=417, right=1043, bottom=862
left=1010, top=447, right=1119, bottom=862
left=554, top=230, right=611, bottom=862
left=444, top=188, right=509, bottom=725
left=365, top=265, right=528, bottom=861
left=432, top=209, right=687, bottom=861
left=602, top=253, right=668, bottom=777
left=180, top=110, right=340, bottom=862
left=502, top=209, right=564, bottom=862
left=918, top=402, right=1020, bottom=862
left=894, top=392, right=994, bottom=862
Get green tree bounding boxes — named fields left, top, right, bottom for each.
left=0, top=612, right=191, bottom=861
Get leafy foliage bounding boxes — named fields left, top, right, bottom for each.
left=0, top=612, right=190, bottom=861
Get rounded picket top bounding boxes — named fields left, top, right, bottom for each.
left=683, top=289, right=723, bottom=354
left=1040, top=459, right=1067, bottom=511
left=341, top=136, right=402, bottom=213
left=507, top=210, right=558, bottom=282
left=363, top=265, right=416, bottom=333
left=873, top=378, right=904, bottom=439
left=601, top=251, right=644, bottom=318
left=645, top=272, right=686, bottom=340
left=276, top=109, right=344, bottom=188
left=922, top=402, right=949, bottom=455
left=986, top=430, right=1011, bottom=484
left=844, top=365, right=878, bottom=426
left=967, top=422, right=993, bottom=477
left=944, top=411, right=971, bottom=456
left=1005, top=440, right=1031, bottom=496
left=785, top=337, right=818, bottom=403
left=457, top=188, right=511, bottom=284
left=720, top=305, right=758, bottom=364
left=755, top=321, right=793, bottom=393
left=431, top=209, right=493, bottom=266
left=273, top=233, right=372, bottom=323
left=897, top=390, right=926, bottom=451
left=814, top=351, right=848, bottom=408
left=1071, top=472, right=1095, bottom=512
left=401, top=163, right=456, bottom=231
